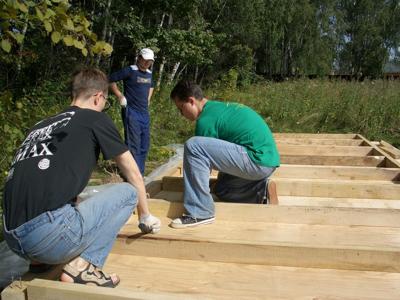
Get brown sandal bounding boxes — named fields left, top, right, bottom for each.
left=61, top=263, right=120, bottom=288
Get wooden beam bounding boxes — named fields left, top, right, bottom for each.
left=379, top=140, right=400, bottom=159
left=25, top=278, right=193, bottom=300
left=143, top=199, right=400, bottom=227
left=115, top=216, right=400, bottom=272
left=104, top=254, right=400, bottom=300
left=277, top=145, right=373, bottom=156
left=167, top=165, right=400, bottom=181
left=275, top=138, right=365, bottom=146
left=280, top=155, right=385, bottom=166
left=161, top=176, right=400, bottom=200
left=273, top=133, right=358, bottom=139
left=1, top=281, right=27, bottom=300
left=152, top=190, right=400, bottom=209
left=275, top=178, right=400, bottom=199
left=273, top=165, right=400, bottom=181
left=278, top=196, right=400, bottom=209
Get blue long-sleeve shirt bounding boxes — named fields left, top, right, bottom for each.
left=109, top=65, right=154, bottom=113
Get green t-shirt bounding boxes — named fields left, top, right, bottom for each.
left=195, top=100, right=280, bottom=167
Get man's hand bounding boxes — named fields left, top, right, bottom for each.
left=120, top=96, right=127, bottom=107
left=139, top=214, right=161, bottom=234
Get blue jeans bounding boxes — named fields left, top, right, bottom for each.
left=183, top=137, right=276, bottom=219
left=121, top=107, right=150, bottom=175
left=3, top=183, right=136, bottom=268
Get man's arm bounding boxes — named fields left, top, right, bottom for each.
left=109, top=83, right=127, bottom=107
left=148, top=87, right=154, bottom=105
left=114, top=151, right=160, bottom=233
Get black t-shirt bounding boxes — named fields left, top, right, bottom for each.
left=3, top=106, right=128, bottom=230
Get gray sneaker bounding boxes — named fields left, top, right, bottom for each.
left=170, top=215, right=215, bottom=229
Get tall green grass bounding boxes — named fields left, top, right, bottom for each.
left=207, top=79, right=400, bottom=147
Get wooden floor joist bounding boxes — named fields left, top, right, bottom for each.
left=102, top=254, right=400, bottom=300
left=280, top=154, right=385, bottom=166
left=275, top=137, right=366, bottom=146
left=170, top=164, right=400, bottom=181
left=160, top=176, right=400, bottom=200
left=278, top=144, right=374, bottom=156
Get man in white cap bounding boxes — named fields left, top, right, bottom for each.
left=109, top=48, right=155, bottom=175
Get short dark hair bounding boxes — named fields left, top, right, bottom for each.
left=71, top=67, right=108, bottom=100
left=170, top=80, right=203, bottom=102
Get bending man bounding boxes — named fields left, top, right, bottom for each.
left=170, top=80, right=280, bottom=228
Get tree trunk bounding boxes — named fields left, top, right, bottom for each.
left=169, top=62, right=180, bottom=83
left=95, top=0, right=112, bottom=66
left=159, top=13, right=166, bottom=28
left=194, top=65, right=199, bottom=82
left=176, top=64, right=187, bottom=81
left=15, top=18, right=28, bottom=78
left=156, top=56, right=166, bottom=88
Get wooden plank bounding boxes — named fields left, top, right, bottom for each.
left=143, top=198, right=400, bottom=227
left=145, top=179, right=162, bottom=198
left=168, top=165, right=400, bottom=181
left=115, top=217, right=400, bottom=272
left=104, top=254, right=400, bottom=300
left=278, top=196, right=400, bottom=209
left=0, top=281, right=27, bottom=300
left=273, top=133, right=358, bottom=139
left=275, top=138, right=365, bottom=146
left=280, top=155, right=385, bottom=166
left=273, top=165, right=400, bottom=181
left=278, top=144, right=373, bottom=156
left=25, top=278, right=194, bottom=300
left=379, top=140, right=400, bottom=159
left=161, top=176, right=400, bottom=200
left=275, top=178, right=400, bottom=200
left=152, top=191, right=400, bottom=209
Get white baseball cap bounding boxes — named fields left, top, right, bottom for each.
left=139, top=48, right=155, bottom=61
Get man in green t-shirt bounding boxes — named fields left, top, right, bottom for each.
left=170, top=80, right=280, bottom=228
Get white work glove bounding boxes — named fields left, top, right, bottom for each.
left=120, top=96, right=127, bottom=107
left=138, top=214, right=161, bottom=234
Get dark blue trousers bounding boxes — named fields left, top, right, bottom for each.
left=121, top=107, right=150, bottom=175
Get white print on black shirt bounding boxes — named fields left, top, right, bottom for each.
left=38, top=158, right=50, bottom=170
left=11, top=111, right=75, bottom=166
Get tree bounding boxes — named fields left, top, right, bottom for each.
left=337, top=0, right=400, bottom=77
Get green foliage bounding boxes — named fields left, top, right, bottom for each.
left=0, top=0, right=112, bottom=57
left=0, top=78, right=69, bottom=189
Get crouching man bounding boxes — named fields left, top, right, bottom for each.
left=2, top=68, right=160, bottom=287
left=170, top=80, right=280, bottom=228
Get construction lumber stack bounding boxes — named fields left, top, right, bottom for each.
left=2, top=133, right=400, bottom=300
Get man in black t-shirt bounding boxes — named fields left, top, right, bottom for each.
left=2, top=68, right=161, bottom=288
